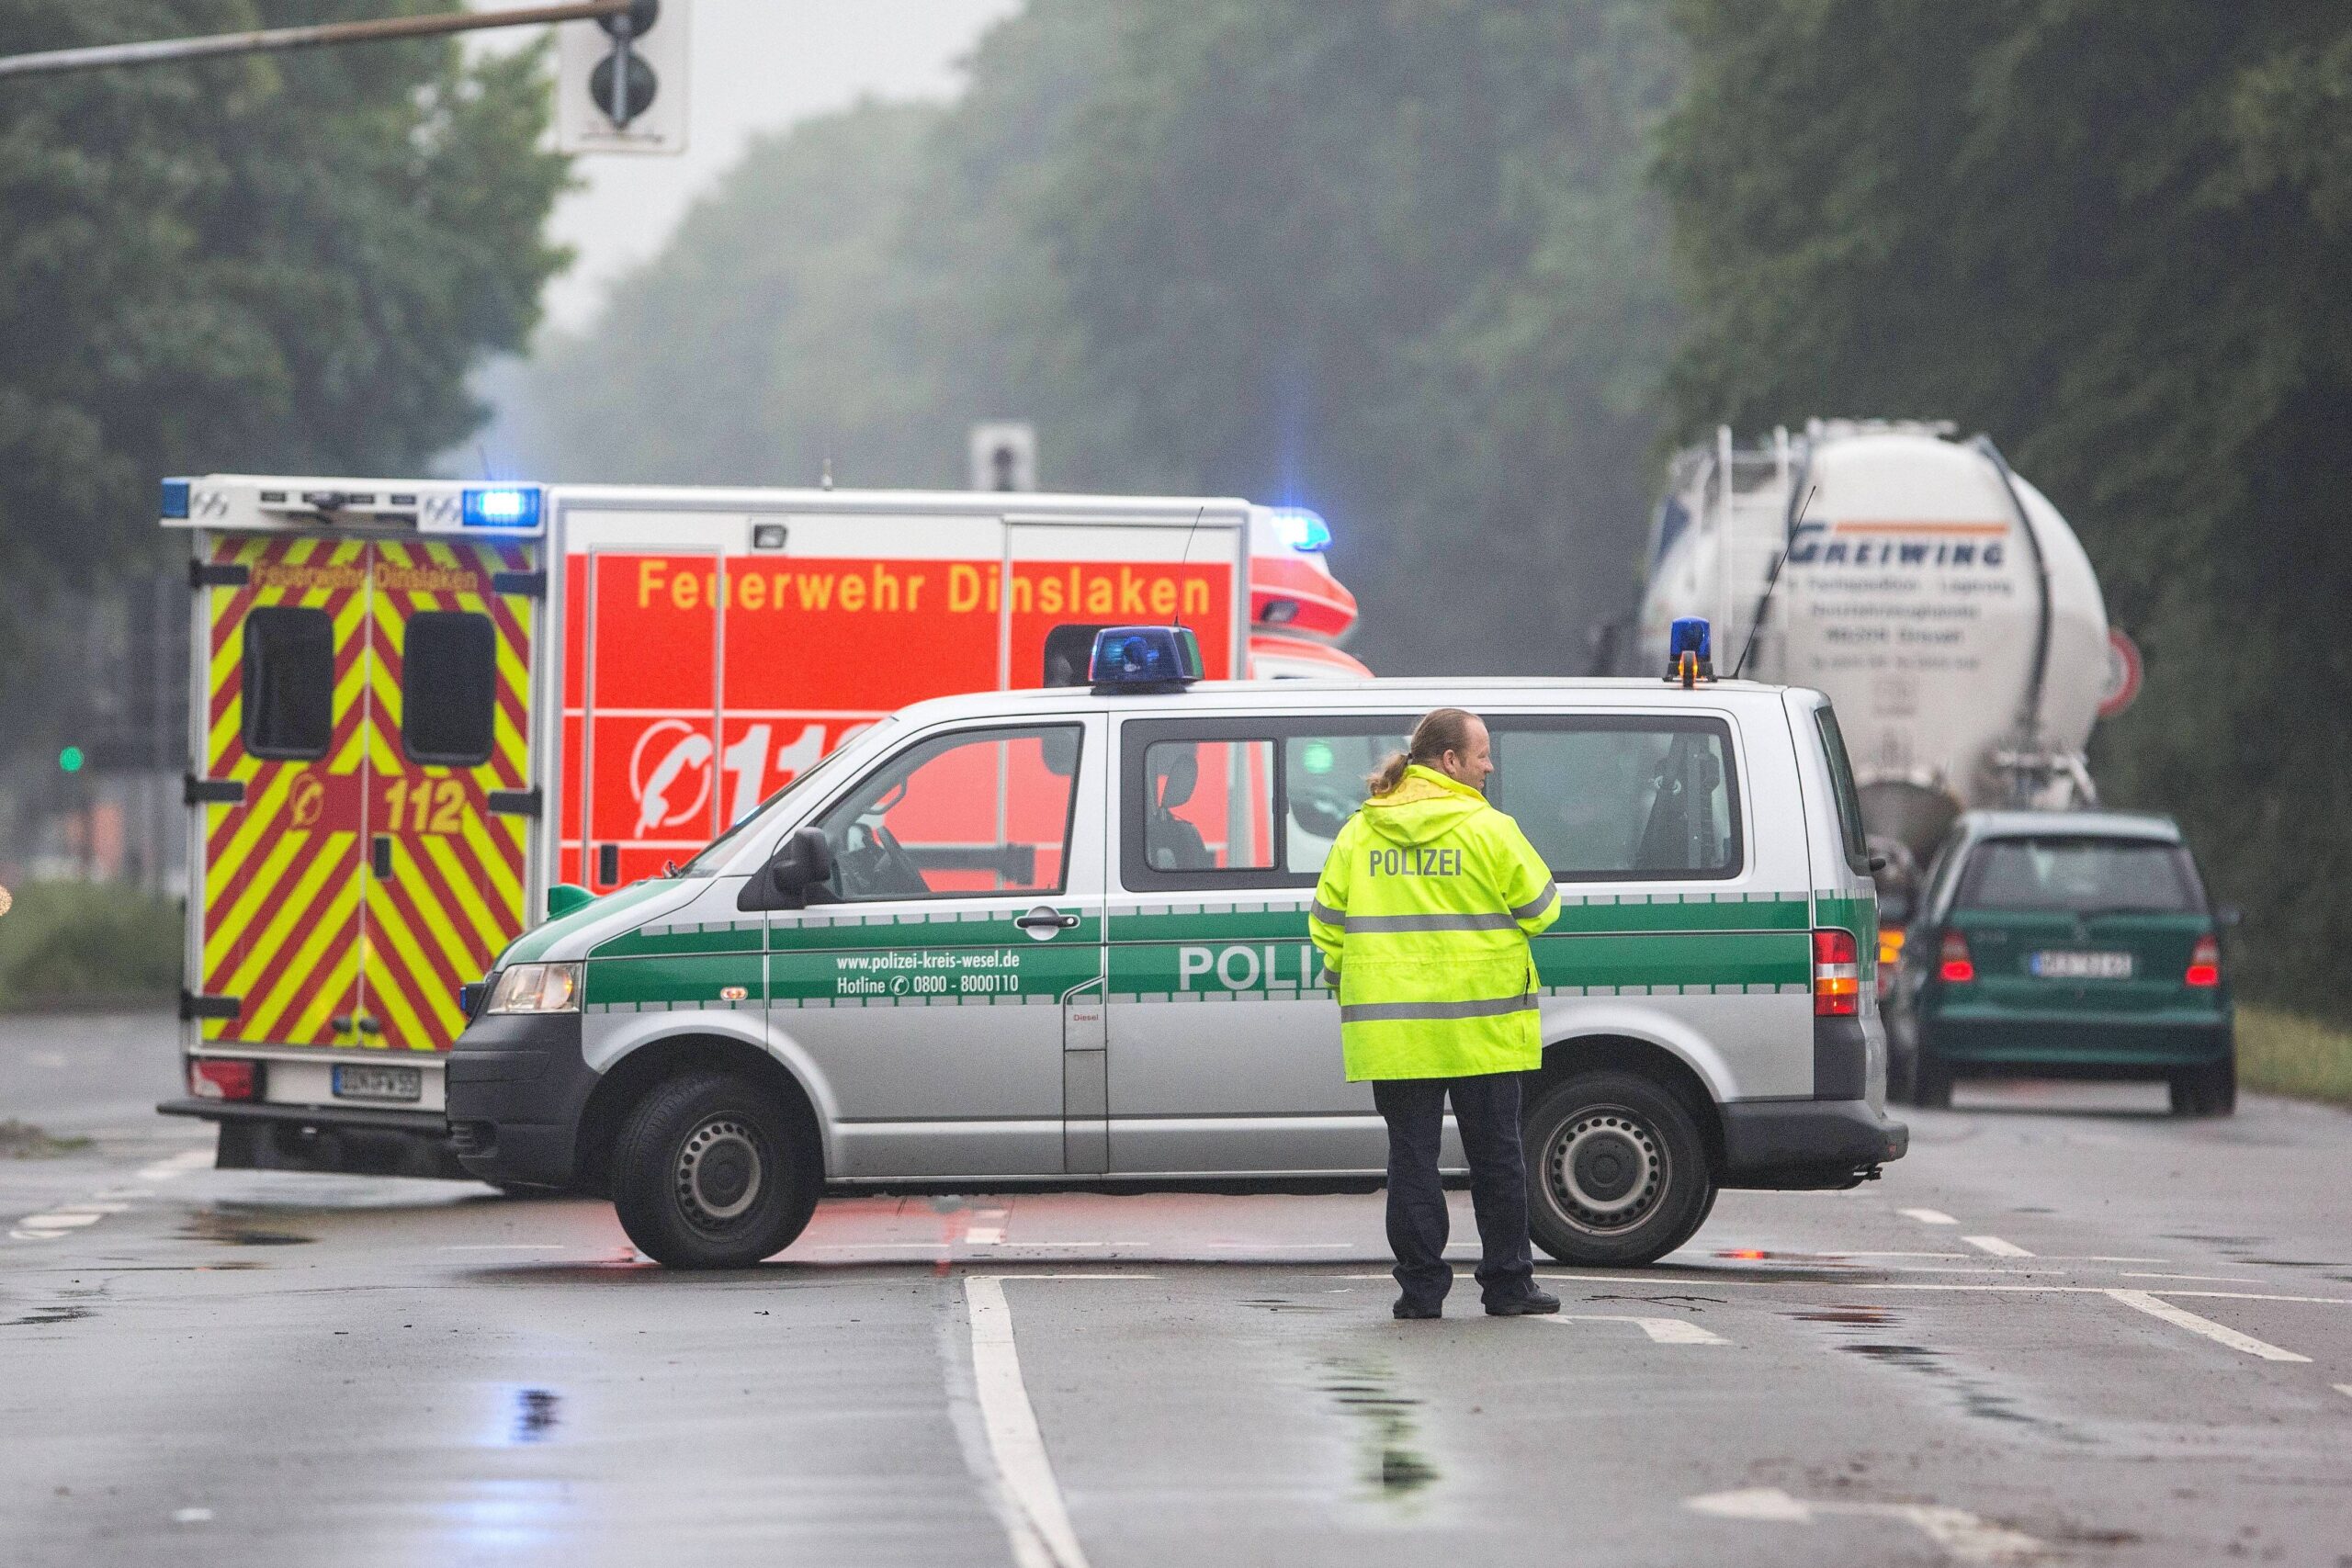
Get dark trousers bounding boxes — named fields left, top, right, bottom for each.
left=1372, top=1074, right=1534, bottom=1308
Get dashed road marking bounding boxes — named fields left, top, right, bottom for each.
left=136, top=1146, right=213, bottom=1183
left=1900, top=1208, right=1959, bottom=1224
left=2333, top=1384, right=2352, bottom=1400
left=2105, top=1290, right=2311, bottom=1362
left=1962, top=1235, right=2033, bottom=1258
left=1686, top=1486, right=2041, bottom=1562
left=1547, top=1314, right=1727, bottom=1346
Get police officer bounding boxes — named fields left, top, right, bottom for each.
left=1309, top=707, right=1563, bottom=1319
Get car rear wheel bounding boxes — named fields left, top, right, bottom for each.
left=1912, top=1051, right=1954, bottom=1109
left=2168, top=1052, right=2236, bottom=1118
left=611, top=1071, right=820, bottom=1268
left=1524, top=1070, right=1715, bottom=1268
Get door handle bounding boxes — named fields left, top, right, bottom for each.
left=372, top=834, right=392, bottom=879
left=1015, top=905, right=1080, bottom=932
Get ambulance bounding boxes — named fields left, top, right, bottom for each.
left=155, top=479, right=1365, bottom=1176
left=448, top=619, right=1908, bottom=1269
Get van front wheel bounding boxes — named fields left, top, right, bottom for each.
left=1524, top=1071, right=1714, bottom=1268
left=610, top=1071, right=819, bottom=1268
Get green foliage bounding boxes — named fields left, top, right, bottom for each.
left=512, top=0, right=1679, bottom=674
left=1657, top=0, right=2352, bottom=1017
left=2238, top=1006, right=2352, bottom=1109
left=0, top=0, right=571, bottom=624
left=0, top=882, right=182, bottom=1009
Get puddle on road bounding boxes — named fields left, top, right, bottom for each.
left=1318, top=1355, right=1439, bottom=1507
left=178, top=1211, right=313, bottom=1247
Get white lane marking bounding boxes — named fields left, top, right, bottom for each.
left=136, top=1147, right=213, bottom=1182
left=2105, top=1290, right=2311, bottom=1362
left=172, top=1507, right=213, bottom=1524
left=18, top=1213, right=103, bottom=1229
left=1900, top=1208, right=1959, bottom=1225
left=2121, top=1272, right=2262, bottom=1284
left=1547, top=1314, right=1726, bottom=1346
left=1962, top=1235, right=2033, bottom=1258
left=965, top=1275, right=1141, bottom=1568
left=2333, top=1385, right=2352, bottom=1400
left=1687, top=1487, right=2041, bottom=1562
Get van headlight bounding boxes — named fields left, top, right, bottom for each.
left=487, top=963, right=582, bottom=1015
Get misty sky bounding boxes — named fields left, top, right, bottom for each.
left=476, top=0, right=1020, bottom=333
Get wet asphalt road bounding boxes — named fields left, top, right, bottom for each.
left=4, top=1013, right=2351, bottom=1567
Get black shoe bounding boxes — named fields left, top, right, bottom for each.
left=1485, top=1287, right=1561, bottom=1317
left=1393, top=1298, right=1442, bottom=1320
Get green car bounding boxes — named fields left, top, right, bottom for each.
left=1889, top=811, right=2235, bottom=1115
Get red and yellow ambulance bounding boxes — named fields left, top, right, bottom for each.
left=156, top=479, right=1365, bottom=1175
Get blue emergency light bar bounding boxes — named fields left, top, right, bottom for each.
left=1268, top=506, right=1333, bottom=552
left=460, top=485, right=543, bottom=530
left=161, top=479, right=192, bottom=520
left=1090, top=626, right=1204, bottom=692
left=1666, top=616, right=1714, bottom=687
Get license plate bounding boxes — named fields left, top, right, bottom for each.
left=2030, top=950, right=2133, bottom=980
left=333, top=1064, right=423, bottom=1102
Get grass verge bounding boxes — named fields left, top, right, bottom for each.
left=0, top=882, right=182, bottom=1010
left=2237, top=1005, right=2352, bottom=1108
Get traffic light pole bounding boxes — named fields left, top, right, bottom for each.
left=0, top=1, right=635, bottom=81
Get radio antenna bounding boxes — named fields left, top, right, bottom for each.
left=1732, top=483, right=1816, bottom=681
left=1171, top=504, right=1206, bottom=627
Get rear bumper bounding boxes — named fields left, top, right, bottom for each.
left=1720, top=1099, right=1908, bottom=1190
left=444, top=1013, right=594, bottom=1190
left=1922, top=1015, right=2232, bottom=1071
left=157, top=1098, right=466, bottom=1179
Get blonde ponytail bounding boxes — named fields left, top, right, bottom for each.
left=1365, top=707, right=1481, bottom=796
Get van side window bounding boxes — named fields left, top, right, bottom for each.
left=1813, top=705, right=1871, bottom=874
left=1140, top=740, right=1274, bottom=871
left=242, top=606, right=334, bottom=760
left=402, top=611, right=498, bottom=766
left=1121, top=718, right=1411, bottom=889
left=1490, top=716, right=1743, bottom=881
left=813, top=725, right=1081, bottom=902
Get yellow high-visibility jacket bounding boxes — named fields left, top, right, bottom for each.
left=1308, top=764, right=1562, bottom=1080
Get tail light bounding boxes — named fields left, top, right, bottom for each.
left=190, top=1058, right=258, bottom=1101
left=1939, top=930, right=1975, bottom=984
left=1813, top=929, right=1860, bottom=1017
left=2185, top=933, right=2222, bottom=988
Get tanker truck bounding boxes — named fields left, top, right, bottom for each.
left=1627, top=420, right=2123, bottom=908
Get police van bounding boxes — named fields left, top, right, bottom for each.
left=449, top=623, right=1908, bottom=1268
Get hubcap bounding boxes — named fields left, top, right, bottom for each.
left=1545, top=1108, right=1667, bottom=1234
left=676, top=1117, right=763, bottom=1225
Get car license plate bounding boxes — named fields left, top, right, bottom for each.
left=333, top=1064, right=423, bottom=1102
left=2030, top=950, right=2133, bottom=980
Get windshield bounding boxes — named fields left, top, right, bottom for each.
left=1955, top=837, right=2203, bottom=915
left=675, top=722, right=893, bottom=876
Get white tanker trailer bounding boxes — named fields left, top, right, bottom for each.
left=1632, top=420, right=2120, bottom=878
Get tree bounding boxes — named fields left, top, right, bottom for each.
left=1657, top=0, right=2352, bottom=1012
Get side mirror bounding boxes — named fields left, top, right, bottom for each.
left=2216, top=903, right=2243, bottom=929
left=740, top=827, right=834, bottom=911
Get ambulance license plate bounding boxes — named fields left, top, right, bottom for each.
left=2030, top=950, right=2133, bottom=980
left=333, top=1064, right=422, bottom=1102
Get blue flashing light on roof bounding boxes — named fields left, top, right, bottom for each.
left=1269, top=506, right=1332, bottom=552
left=1666, top=615, right=1714, bottom=688
left=1090, top=626, right=1204, bottom=692
left=161, top=479, right=191, bottom=520
left=460, top=485, right=542, bottom=530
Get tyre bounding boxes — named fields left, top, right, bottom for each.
left=1886, top=1043, right=1918, bottom=1106
left=2168, top=1052, right=2236, bottom=1118
left=1912, top=1051, right=1953, bottom=1110
left=1524, top=1070, right=1715, bottom=1268
left=609, top=1070, right=820, bottom=1268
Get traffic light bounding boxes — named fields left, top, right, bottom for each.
left=557, top=0, right=689, bottom=156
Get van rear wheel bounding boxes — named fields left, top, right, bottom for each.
left=610, top=1071, right=819, bottom=1268
left=1524, top=1071, right=1714, bottom=1268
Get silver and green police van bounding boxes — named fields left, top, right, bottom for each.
left=449, top=624, right=1907, bottom=1268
